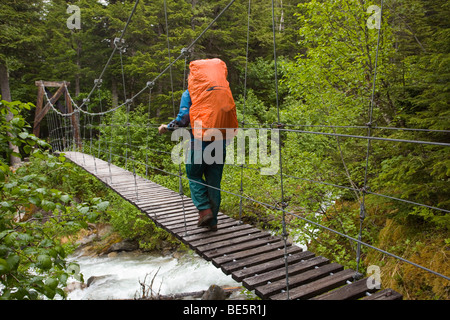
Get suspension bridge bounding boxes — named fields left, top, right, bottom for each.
left=32, top=0, right=449, bottom=300
left=61, top=151, right=402, bottom=300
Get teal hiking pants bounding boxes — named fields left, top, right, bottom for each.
left=185, top=141, right=226, bottom=227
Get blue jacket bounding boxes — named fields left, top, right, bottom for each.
left=167, top=89, right=191, bottom=130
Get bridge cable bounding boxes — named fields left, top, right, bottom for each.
left=79, top=0, right=140, bottom=111
left=238, top=0, right=252, bottom=225
left=356, top=0, right=384, bottom=279
left=164, top=0, right=176, bottom=118
left=271, top=0, right=290, bottom=300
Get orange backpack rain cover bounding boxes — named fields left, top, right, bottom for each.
left=188, top=58, right=239, bottom=141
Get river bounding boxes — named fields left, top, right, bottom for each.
left=66, top=251, right=244, bottom=300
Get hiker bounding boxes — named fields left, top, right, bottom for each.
left=158, top=58, right=238, bottom=231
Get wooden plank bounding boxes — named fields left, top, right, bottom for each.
left=221, top=245, right=303, bottom=275
left=158, top=216, right=199, bottom=230
left=183, top=223, right=254, bottom=242
left=201, top=236, right=281, bottom=260
left=131, top=193, right=182, bottom=202
left=171, top=218, right=240, bottom=237
left=114, top=181, right=170, bottom=189
left=156, top=214, right=198, bottom=227
left=242, top=255, right=328, bottom=290
left=231, top=250, right=316, bottom=282
left=138, top=199, right=195, bottom=210
left=110, top=180, right=163, bottom=188
left=133, top=193, right=189, bottom=203
left=269, top=269, right=356, bottom=300
left=162, top=214, right=233, bottom=231
left=125, top=191, right=177, bottom=199
left=255, top=263, right=343, bottom=299
left=152, top=208, right=198, bottom=222
left=361, top=288, right=402, bottom=300
left=195, top=231, right=271, bottom=254
left=188, top=227, right=264, bottom=248
left=140, top=199, right=196, bottom=210
left=35, top=80, right=70, bottom=87
left=212, top=241, right=288, bottom=267
left=146, top=204, right=197, bottom=215
left=311, top=278, right=378, bottom=300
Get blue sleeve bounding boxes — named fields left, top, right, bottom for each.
left=167, top=90, right=191, bottom=130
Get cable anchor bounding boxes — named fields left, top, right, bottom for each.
left=180, top=47, right=190, bottom=57
left=146, top=81, right=155, bottom=89
left=94, top=79, right=103, bottom=87
left=114, top=37, right=126, bottom=52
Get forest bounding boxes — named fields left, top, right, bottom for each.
left=0, top=0, right=449, bottom=300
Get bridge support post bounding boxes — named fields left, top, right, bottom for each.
left=33, top=81, right=81, bottom=150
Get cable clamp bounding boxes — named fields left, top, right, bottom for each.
left=94, top=79, right=103, bottom=87
left=270, top=122, right=285, bottom=129
left=359, top=202, right=366, bottom=220
left=360, top=186, right=370, bottom=193
left=353, top=272, right=363, bottom=281
left=125, top=98, right=133, bottom=105
left=114, top=37, right=125, bottom=49
left=181, top=47, right=190, bottom=57
left=276, top=201, right=289, bottom=211
left=146, top=81, right=155, bottom=89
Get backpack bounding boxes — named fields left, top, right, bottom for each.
left=188, top=58, right=238, bottom=141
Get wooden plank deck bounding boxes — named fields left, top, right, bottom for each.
left=62, top=151, right=402, bottom=300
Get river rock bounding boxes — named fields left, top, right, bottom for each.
left=87, top=275, right=112, bottom=287
left=202, top=284, right=227, bottom=300
left=108, top=251, right=118, bottom=258
left=76, top=233, right=97, bottom=246
left=107, top=239, right=139, bottom=253
left=65, top=281, right=87, bottom=293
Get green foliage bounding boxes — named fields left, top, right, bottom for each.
left=0, top=99, right=43, bottom=163
left=0, top=99, right=112, bottom=299
left=0, top=149, right=109, bottom=299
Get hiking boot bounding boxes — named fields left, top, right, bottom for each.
left=208, top=224, right=218, bottom=232
left=197, top=208, right=213, bottom=227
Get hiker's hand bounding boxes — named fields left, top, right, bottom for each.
left=158, top=124, right=168, bottom=135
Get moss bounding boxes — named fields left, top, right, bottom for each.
left=365, top=218, right=450, bottom=300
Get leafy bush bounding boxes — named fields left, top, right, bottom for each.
left=0, top=98, right=110, bottom=299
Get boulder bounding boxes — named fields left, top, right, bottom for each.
left=107, top=239, right=139, bottom=253
left=86, top=275, right=112, bottom=287
left=76, top=233, right=97, bottom=246
left=64, top=281, right=87, bottom=293
left=202, top=284, right=227, bottom=300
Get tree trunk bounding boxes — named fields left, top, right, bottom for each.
left=0, top=62, right=21, bottom=166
